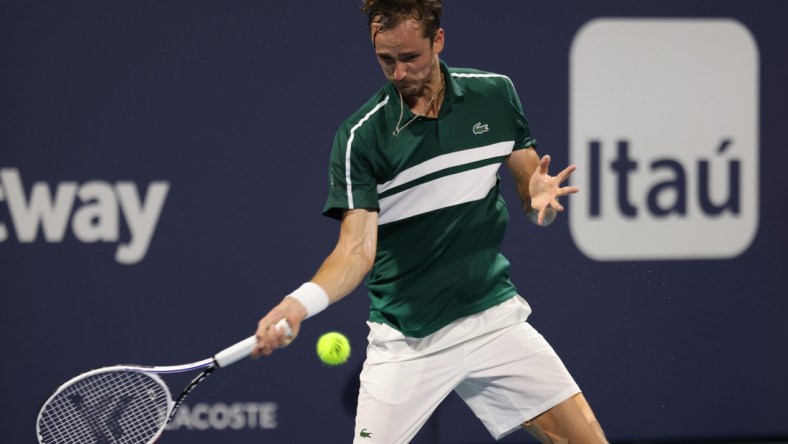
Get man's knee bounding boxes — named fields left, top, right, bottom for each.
left=523, top=418, right=569, bottom=444
left=523, top=417, right=605, bottom=444
left=522, top=393, right=607, bottom=444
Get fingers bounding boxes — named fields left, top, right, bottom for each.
left=549, top=197, right=565, bottom=212
left=555, top=164, right=577, bottom=183
left=251, top=296, right=309, bottom=358
left=546, top=158, right=579, bottom=201
left=548, top=185, right=581, bottom=212
left=252, top=318, right=293, bottom=358
left=252, top=307, right=301, bottom=358
left=539, top=154, right=551, bottom=175
left=529, top=156, right=579, bottom=222
left=538, top=156, right=579, bottom=189
left=539, top=151, right=576, bottom=182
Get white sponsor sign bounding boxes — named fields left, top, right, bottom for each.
left=0, top=168, right=169, bottom=264
left=569, top=18, right=759, bottom=260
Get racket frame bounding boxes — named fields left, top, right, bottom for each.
left=36, top=320, right=290, bottom=444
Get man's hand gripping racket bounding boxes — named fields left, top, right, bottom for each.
left=36, top=319, right=292, bottom=444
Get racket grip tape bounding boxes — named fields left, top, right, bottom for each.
left=214, top=319, right=292, bottom=368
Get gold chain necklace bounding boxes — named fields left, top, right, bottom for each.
left=392, top=73, right=445, bottom=137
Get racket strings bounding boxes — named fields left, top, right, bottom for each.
left=38, top=370, right=171, bottom=444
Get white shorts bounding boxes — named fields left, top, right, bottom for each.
left=353, top=296, right=580, bottom=443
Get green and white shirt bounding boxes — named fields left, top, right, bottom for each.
left=323, top=61, right=536, bottom=338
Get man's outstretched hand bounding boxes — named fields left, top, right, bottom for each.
left=528, top=155, right=579, bottom=225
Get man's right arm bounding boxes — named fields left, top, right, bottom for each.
left=311, top=208, right=378, bottom=304
left=252, top=208, right=378, bottom=356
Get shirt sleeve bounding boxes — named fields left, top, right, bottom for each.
left=502, top=76, right=538, bottom=151
left=322, top=126, right=380, bottom=220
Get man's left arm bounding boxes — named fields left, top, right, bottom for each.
left=504, top=147, right=579, bottom=226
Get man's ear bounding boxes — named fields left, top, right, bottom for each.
left=433, top=28, right=445, bottom=54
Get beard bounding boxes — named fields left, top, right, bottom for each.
left=393, top=75, right=431, bottom=101
left=393, top=79, right=422, bottom=97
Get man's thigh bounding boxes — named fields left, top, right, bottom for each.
left=455, top=321, right=581, bottom=440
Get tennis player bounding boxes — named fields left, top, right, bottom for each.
left=254, top=0, right=607, bottom=442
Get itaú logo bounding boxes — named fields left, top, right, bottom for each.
left=568, top=18, right=759, bottom=260
left=0, top=168, right=169, bottom=264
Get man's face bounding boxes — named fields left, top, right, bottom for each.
left=371, top=19, right=444, bottom=98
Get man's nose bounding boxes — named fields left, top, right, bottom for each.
left=392, top=62, right=407, bottom=81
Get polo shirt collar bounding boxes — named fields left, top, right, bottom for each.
left=440, top=60, right=464, bottom=102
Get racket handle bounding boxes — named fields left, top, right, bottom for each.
left=214, top=319, right=293, bottom=368
left=276, top=318, right=293, bottom=337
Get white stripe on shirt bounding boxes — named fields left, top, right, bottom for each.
left=377, top=141, right=514, bottom=194
left=345, top=95, right=390, bottom=208
left=378, top=163, right=501, bottom=225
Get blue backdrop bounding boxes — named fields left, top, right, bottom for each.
left=2, top=1, right=787, bottom=443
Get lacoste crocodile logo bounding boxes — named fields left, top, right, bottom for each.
left=472, top=122, right=489, bottom=135
left=360, top=428, right=373, bottom=438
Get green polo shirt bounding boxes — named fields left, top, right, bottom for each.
left=323, top=61, right=536, bottom=338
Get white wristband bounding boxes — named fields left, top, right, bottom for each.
left=286, top=282, right=329, bottom=319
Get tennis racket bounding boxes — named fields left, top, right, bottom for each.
left=36, top=319, right=291, bottom=444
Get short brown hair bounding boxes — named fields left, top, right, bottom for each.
left=361, top=0, right=442, bottom=42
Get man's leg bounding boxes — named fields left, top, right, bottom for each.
left=353, top=323, right=466, bottom=443
left=522, top=393, right=607, bottom=444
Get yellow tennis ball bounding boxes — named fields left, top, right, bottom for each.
left=316, top=331, right=351, bottom=366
